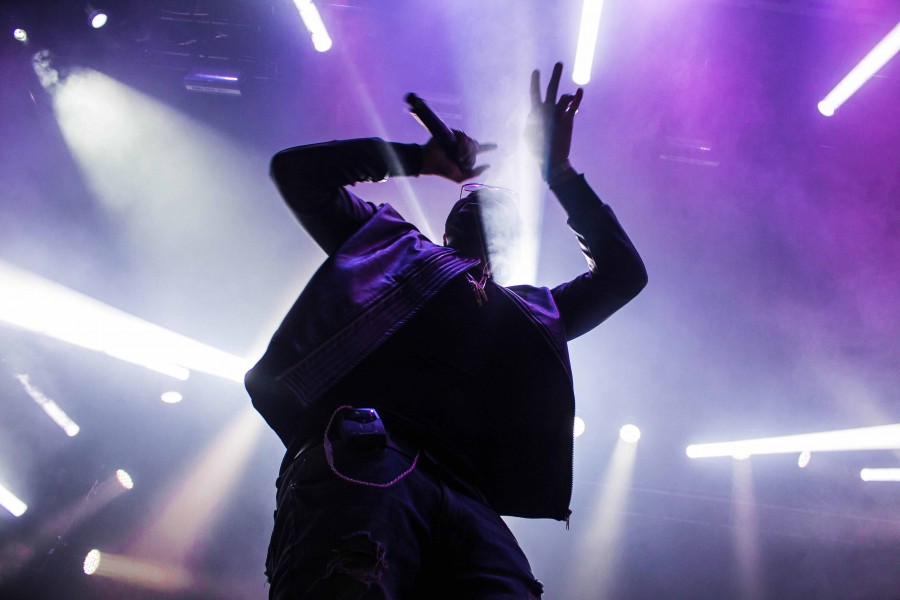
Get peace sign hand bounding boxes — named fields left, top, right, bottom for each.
left=525, top=62, right=584, bottom=181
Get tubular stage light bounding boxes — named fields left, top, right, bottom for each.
left=0, top=483, right=28, bottom=517
left=183, top=67, right=243, bottom=96
left=572, top=0, right=605, bottom=85
left=686, top=423, right=900, bottom=459
left=15, top=373, right=80, bottom=437
left=860, top=468, right=900, bottom=482
left=818, top=21, right=900, bottom=116
left=292, top=0, right=332, bottom=52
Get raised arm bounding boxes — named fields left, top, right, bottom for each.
left=526, top=63, right=648, bottom=340
left=270, top=138, right=419, bottom=255
left=271, top=132, right=493, bottom=255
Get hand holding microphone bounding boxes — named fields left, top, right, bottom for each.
left=405, top=93, right=495, bottom=183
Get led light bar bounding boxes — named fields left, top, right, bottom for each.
left=183, top=68, right=243, bottom=96
left=860, top=468, right=900, bottom=482
left=818, top=21, right=900, bottom=116
left=686, top=424, right=900, bottom=459
left=15, top=374, right=80, bottom=436
left=0, top=483, right=27, bottom=517
left=572, top=0, right=605, bottom=85
left=292, top=0, right=332, bottom=53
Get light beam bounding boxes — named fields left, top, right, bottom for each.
left=81, top=549, right=193, bottom=593
left=131, top=408, right=264, bottom=564
left=564, top=436, right=638, bottom=599
left=0, top=260, right=250, bottom=383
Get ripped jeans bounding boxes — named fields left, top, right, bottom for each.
left=266, top=441, right=544, bottom=599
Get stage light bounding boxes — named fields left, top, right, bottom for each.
left=292, top=0, right=332, bottom=52
left=84, top=549, right=102, bottom=574
left=686, top=423, right=900, bottom=459
left=574, top=416, right=586, bottom=438
left=818, top=21, right=900, bottom=116
left=15, top=373, right=80, bottom=437
left=572, top=0, right=605, bottom=85
left=860, top=468, right=900, bottom=482
left=619, top=423, right=641, bottom=444
left=798, top=450, right=811, bottom=468
left=115, top=470, right=134, bottom=490
left=817, top=101, right=835, bottom=117
left=89, top=11, right=108, bottom=29
left=160, top=391, right=183, bottom=404
left=13, top=28, right=28, bottom=43
left=0, top=483, right=27, bottom=517
left=183, top=68, right=243, bottom=96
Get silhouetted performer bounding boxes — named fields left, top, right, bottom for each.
left=245, top=63, right=647, bottom=599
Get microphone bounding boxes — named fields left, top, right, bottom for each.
left=405, top=93, right=472, bottom=170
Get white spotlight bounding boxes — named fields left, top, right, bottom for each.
left=84, top=549, right=102, bottom=575
left=572, top=0, right=605, bottom=85
left=115, top=469, right=134, bottom=490
left=619, top=424, right=641, bottom=444
left=0, top=483, right=28, bottom=517
left=797, top=450, right=811, bottom=468
left=89, top=11, right=108, bottom=29
left=686, top=423, right=900, bottom=459
left=13, top=28, right=28, bottom=43
left=160, top=391, right=183, bottom=404
left=860, top=468, right=900, bottom=482
left=292, top=0, right=332, bottom=52
left=818, top=21, right=900, bottom=116
left=574, top=416, right=586, bottom=438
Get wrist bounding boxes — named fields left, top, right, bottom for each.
left=546, top=160, right=576, bottom=186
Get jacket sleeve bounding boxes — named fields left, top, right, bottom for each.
left=549, top=174, right=648, bottom=340
left=270, top=138, right=425, bottom=255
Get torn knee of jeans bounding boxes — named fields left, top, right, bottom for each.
left=322, top=531, right=388, bottom=587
